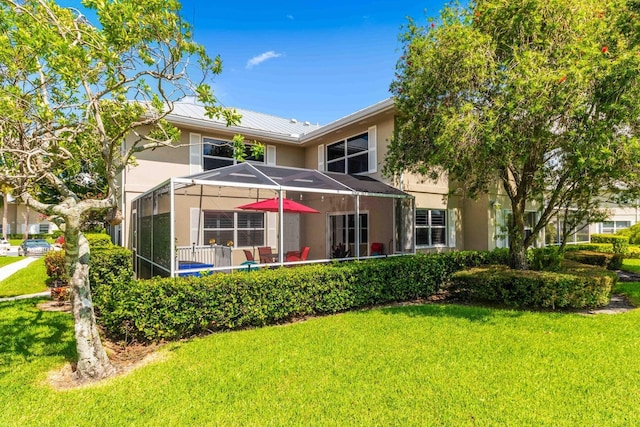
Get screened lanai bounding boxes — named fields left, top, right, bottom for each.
left=131, top=163, right=415, bottom=278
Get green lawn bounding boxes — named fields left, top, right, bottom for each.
left=622, top=258, right=640, bottom=274
left=0, top=257, right=49, bottom=297
left=0, top=256, right=24, bottom=268
left=2, top=296, right=640, bottom=426
left=614, top=259, right=640, bottom=305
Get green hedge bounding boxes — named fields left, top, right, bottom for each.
left=7, top=233, right=49, bottom=240
left=617, top=223, right=640, bottom=244
left=564, top=250, right=624, bottom=270
left=564, top=243, right=613, bottom=253
left=95, top=253, right=496, bottom=343
left=85, top=233, right=114, bottom=249
left=450, top=262, right=616, bottom=309
left=626, top=246, right=640, bottom=259
left=591, top=234, right=629, bottom=254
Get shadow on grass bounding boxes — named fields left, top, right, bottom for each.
left=0, top=298, right=76, bottom=365
left=375, top=302, right=525, bottom=322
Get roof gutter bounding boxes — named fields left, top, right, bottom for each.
left=299, top=98, right=395, bottom=143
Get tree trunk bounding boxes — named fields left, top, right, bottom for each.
left=65, top=222, right=116, bottom=381
left=508, top=203, right=529, bottom=270
left=22, top=206, right=29, bottom=240
left=1, top=191, right=7, bottom=240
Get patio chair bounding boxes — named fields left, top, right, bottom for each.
left=241, top=249, right=259, bottom=271
left=258, top=246, right=274, bottom=263
left=370, top=242, right=384, bottom=256
left=286, top=246, right=310, bottom=262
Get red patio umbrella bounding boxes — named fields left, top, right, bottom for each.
left=236, top=197, right=319, bottom=214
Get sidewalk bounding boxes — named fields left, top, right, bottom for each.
left=0, top=257, right=49, bottom=302
left=0, top=256, right=38, bottom=281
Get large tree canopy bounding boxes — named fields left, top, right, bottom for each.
left=0, top=0, right=238, bottom=382
left=386, top=0, right=640, bottom=269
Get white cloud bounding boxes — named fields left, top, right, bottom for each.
left=286, top=14, right=294, bottom=20
left=246, top=51, right=283, bottom=69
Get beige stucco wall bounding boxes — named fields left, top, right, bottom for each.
left=2, top=204, right=58, bottom=236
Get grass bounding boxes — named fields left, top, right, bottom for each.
left=613, top=259, right=640, bottom=305
left=2, top=297, right=640, bottom=426
left=0, top=257, right=48, bottom=297
left=621, top=258, right=640, bottom=274
left=0, top=256, right=24, bottom=268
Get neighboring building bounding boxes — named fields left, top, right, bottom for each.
left=1, top=197, right=58, bottom=237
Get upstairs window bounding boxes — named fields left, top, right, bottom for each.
left=326, top=132, right=369, bottom=174
left=203, top=137, right=264, bottom=171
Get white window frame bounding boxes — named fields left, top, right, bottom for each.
left=202, top=137, right=265, bottom=171
left=415, top=208, right=447, bottom=247
left=326, top=132, right=370, bottom=175
left=202, top=211, right=265, bottom=248
left=600, top=220, right=631, bottom=234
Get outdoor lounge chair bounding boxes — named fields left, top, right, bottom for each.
left=285, top=246, right=309, bottom=262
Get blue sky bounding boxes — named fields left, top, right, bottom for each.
left=181, top=1, right=448, bottom=124
left=60, top=1, right=449, bottom=124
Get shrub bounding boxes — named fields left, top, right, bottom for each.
left=591, top=234, right=629, bottom=254
left=626, top=246, right=640, bottom=259
left=564, top=243, right=613, bottom=253
left=90, top=246, right=134, bottom=322
left=95, top=253, right=488, bottom=343
left=564, top=250, right=624, bottom=270
left=617, top=223, right=640, bottom=244
left=89, top=246, right=133, bottom=290
left=44, top=250, right=68, bottom=286
left=529, top=247, right=562, bottom=271
left=450, top=263, right=616, bottom=309
left=85, top=233, right=113, bottom=249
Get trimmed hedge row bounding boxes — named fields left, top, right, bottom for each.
left=94, top=251, right=511, bottom=343
left=450, top=262, right=616, bottom=309
left=564, top=243, right=613, bottom=253
left=591, top=234, right=629, bottom=254
left=84, top=233, right=114, bottom=249
left=89, top=246, right=134, bottom=290
left=617, top=223, right=640, bottom=245
left=564, top=250, right=624, bottom=270
left=627, top=246, right=640, bottom=259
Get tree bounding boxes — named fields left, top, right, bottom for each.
left=0, top=184, right=11, bottom=239
left=386, top=0, right=640, bottom=269
left=0, top=0, right=240, bottom=382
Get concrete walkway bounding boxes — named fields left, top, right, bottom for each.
left=0, top=257, right=49, bottom=302
left=0, top=256, right=38, bottom=281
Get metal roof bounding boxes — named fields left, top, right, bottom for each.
left=170, top=99, right=321, bottom=139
